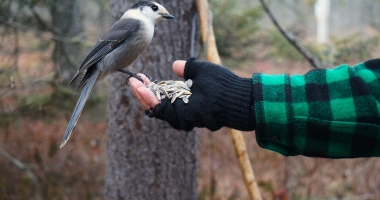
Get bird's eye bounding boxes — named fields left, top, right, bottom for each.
left=151, top=5, right=158, bottom=11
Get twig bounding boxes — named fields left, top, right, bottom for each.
left=0, top=147, right=37, bottom=170
left=14, top=24, right=19, bottom=71
left=0, top=15, right=85, bottom=44
left=0, top=146, right=41, bottom=200
left=27, top=3, right=58, bottom=34
left=258, top=0, right=323, bottom=69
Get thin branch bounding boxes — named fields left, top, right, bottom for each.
left=14, top=24, right=19, bottom=71
left=0, top=146, right=41, bottom=200
left=0, top=15, right=85, bottom=44
left=258, top=0, right=323, bottom=69
left=0, top=146, right=36, bottom=170
left=27, top=3, right=57, bottom=34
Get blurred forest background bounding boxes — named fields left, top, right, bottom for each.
left=1, top=0, right=380, bottom=199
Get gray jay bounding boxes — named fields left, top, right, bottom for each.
left=60, top=1, right=174, bottom=148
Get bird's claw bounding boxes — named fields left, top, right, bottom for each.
left=118, top=69, right=150, bottom=86
left=141, top=73, right=153, bottom=82
left=125, top=73, right=144, bottom=86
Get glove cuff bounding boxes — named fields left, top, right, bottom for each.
left=185, top=57, right=255, bottom=131
left=218, top=76, right=255, bottom=131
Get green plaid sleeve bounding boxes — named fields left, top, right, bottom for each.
left=253, top=59, right=380, bottom=158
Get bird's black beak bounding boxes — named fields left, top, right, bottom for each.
left=161, top=13, right=175, bottom=19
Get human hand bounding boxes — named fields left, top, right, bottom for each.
left=130, top=60, right=186, bottom=109
left=131, top=58, right=255, bottom=132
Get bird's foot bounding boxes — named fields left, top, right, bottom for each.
left=118, top=69, right=144, bottom=85
left=141, top=73, right=153, bottom=82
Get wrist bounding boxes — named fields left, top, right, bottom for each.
left=218, top=76, right=255, bottom=131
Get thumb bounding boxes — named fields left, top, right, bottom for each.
left=172, top=60, right=186, bottom=78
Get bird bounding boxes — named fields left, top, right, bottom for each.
left=60, top=1, right=174, bottom=148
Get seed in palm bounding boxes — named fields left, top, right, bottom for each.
left=147, top=79, right=193, bottom=104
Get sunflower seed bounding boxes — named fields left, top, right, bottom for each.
left=145, top=79, right=193, bottom=104
left=186, top=79, right=193, bottom=88
left=182, top=96, right=189, bottom=103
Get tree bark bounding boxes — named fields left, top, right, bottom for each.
left=106, top=0, right=198, bottom=199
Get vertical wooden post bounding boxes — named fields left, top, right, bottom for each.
left=314, top=0, right=330, bottom=44
left=195, top=0, right=262, bottom=199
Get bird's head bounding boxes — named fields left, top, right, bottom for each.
left=124, top=1, right=174, bottom=24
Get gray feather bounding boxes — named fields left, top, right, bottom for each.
left=69, top=19, right=142, bottom=86
left=60, top=69, right=100, bottom=148
left=61, top=1, right=174, bottom=147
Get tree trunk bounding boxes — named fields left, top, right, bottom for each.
left=105, top=0, right=198, bottom=199
left=51, top=0, right=83, bottom=84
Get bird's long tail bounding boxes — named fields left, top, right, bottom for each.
left=60, top=69, right=100, bottom=148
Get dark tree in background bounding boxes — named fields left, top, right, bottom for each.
left=50, top=0, right=84, bottom=84
left=106, top=0, right=198, bottom=199
left=0, top=0, right=85, bottom=84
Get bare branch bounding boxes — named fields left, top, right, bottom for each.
left=27, top=3, right=58, bottom=34
left=14, top=25, right=19, bottom=71
left=0, top=146, right=38, bottom=171
left=258, top=0, right=323, bottom=69
left=0, top=146, right=41, bottom=200
left=0, top=15, right=86, bottom=44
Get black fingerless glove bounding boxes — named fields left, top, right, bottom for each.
left=145, top=57, right=256, bottom=132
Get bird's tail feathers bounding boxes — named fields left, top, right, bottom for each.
left=60, top=69, right=100, bottom=148
left=68, top=72, right=81, bottom=86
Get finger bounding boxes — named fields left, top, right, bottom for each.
left=172, top=60, right=186, bottom=77
left=133, top=86, right=150, bottom=109
left=129, top=74, right=150, bottom=86
left=130, top=77, right=144, bottom=98
left=137, top=73, right=151, bottom=85
left=132, top=85, right=145, bottom=105
left=130, top=77, right=150, bottom=108
left=138, top=95, right=149, bottom=109
left=138, top=87, right=160, bottom=108
left=130, top=76, right=145, bottom=87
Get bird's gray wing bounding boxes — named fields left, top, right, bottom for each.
left=69, top=18, right=142, bottom=86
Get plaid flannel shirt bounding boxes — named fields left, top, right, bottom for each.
left=253, top=59, right=380, bottom=158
